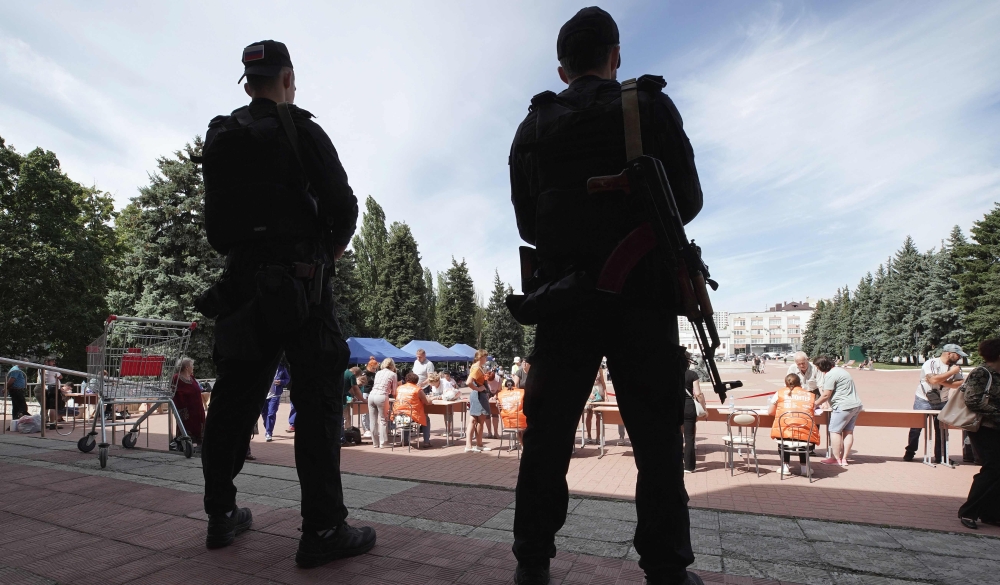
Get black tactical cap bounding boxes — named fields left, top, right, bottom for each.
left=237, top=40, right=293, bottom=83
left=556, top=7, right=620, bottom=60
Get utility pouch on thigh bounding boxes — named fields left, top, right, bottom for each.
left=214, top=298, right=262, bottom=360
left=256, top=265, right=309, bottom=333
left=505, top=271, right=601, bottom=326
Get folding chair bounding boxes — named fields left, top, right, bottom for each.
left=390, top=408, right=424, bottom=452
left=498, top=400, right=523, bottom=459
left=724, top=410, right=760, bottom=476
left=777, top=411, right=818, bottom=482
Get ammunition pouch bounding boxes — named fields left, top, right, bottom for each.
left=505, top=270, right=599, bottom=326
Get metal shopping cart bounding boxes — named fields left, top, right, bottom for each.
left=77, top=316, right=197, bottom=468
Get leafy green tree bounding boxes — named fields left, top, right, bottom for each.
left=332, top=249, right=364, bottom=338
left=482, top=271, right=523, bottom=366
left=957, top=205, right=1000, bottom=352
left=424, top=268, right=437, bottom=340
left=378, top=222, right=428, bottom=346
left=0, top=137, right=117, bottom=371
left=351, top=196, right=389, bottom=337
left=437, top=258, right=476, bottom=347
left=110, top=138, right=223, bottom=376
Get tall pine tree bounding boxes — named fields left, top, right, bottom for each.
left=424, top=268, right=437, bottom=340
left=482, top=271, right=523, bottom=366
left=437, top=258, right=476, bottom=347
left=111, top=138, right=224, bottom=376
left=852, top=273, right=878, bottom=356
left=378, top=222, right=428, bottom=347
left=957, top=205, right=1000, bottom=351
left=351, top=196, right=389, bottom=337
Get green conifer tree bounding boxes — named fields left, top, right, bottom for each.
left=351, top=196, right=389, bottom=337
left=118, top=138, right=224, bottom=376
left=851, top=273, right=878, bottom=357
left=378, top=222, right=428, bottom=347
left=957, top=205, right=1000, bottom=351
left=482, top=272, right=524, bottom=366
left=424, top=268, right=437, bottom=340
left=437, top=258, right=476, bottom=347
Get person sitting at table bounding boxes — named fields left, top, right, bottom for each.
left=584, top=368, right=607, bottom=444
left=172, top=357, right=206, bottom=447
left=768, top=374, right=822, bottom=476
left=394, top=372, right=433, bottom=446
left=498, top=377, right=527, bottom=443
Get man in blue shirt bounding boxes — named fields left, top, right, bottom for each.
left=5, top=365, right=29, bottom=419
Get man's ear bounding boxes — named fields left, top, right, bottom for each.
left=558, top=66, right=570, bottom=85
left=244, top=83, right=253, bottom=98
left=283, top=70, right=293, bottom=89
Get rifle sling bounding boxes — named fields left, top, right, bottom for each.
left=276, top=102, right=311, bottom=192
left=621, top=78, right=643, bottom=160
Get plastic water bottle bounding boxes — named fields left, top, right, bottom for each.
left=728, top=396, right=736, bottom=414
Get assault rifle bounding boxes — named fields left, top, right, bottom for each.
left=587, top=155, right=742, bottom=403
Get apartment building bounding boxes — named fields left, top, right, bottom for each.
left=678, top=302, right=815, bottom=356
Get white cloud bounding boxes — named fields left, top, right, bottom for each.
left=1, top=0, right=998, bottom=317
left=672, top=0, right=1000, bottom=309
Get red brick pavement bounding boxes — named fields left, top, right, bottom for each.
left=31, top=364, right=997, bottom=536
left=0, top=459, right=801, bottom=585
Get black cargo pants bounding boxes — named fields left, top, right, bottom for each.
left=202, top=276, right=350, bottom=532
left=512, top=299, right=694, bottom=584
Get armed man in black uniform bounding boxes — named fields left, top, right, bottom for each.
left=197, top=40, right=376, bottom=567
left=507, top=9, right=704, bottom=585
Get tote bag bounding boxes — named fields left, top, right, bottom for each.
left=939, top=367, right=991, bottom=432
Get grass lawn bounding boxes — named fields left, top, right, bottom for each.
left=871, top=362, right=922, bottom=370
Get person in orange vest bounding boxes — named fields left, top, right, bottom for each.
left=498, top=377, right=527, bottom=443
left=394, top=372, right=433, bottom=447
left=767, top=374, right=822, bottom=476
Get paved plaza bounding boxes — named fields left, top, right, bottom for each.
left=2, top=363, right=999, bottom=584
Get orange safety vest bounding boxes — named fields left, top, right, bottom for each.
left=394, top=383, right=427, bottom=424
left=497, top=388, right=527, bottom=430
left=770, top=386, right=821, bottom=444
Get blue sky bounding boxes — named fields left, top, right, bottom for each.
left=1, top=1, right=998, bottom=312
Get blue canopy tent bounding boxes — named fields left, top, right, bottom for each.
left=346, top=337, right=416, bottom=364
left=400, top=340, right=467, bottom=363
left=449, top=344, right=477, bottom=360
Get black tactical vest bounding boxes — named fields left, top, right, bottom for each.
left=519, top=77, right=666, bottom=282
left=201, top=106, right=319, bottom=255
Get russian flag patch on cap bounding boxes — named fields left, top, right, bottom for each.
left=243, top=45, right=265, bottom=62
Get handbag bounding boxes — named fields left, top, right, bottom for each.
left=938, top=367, right=991, bottom=432
left=687, top=390, right=708, bottom=420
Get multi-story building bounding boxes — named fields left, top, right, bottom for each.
left=730, top=301, right=814, bottom=355
left=678, top=303, right=815, bottom=357
left=678, top=311, right=731, bottom=356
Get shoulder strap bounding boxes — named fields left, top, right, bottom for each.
left=621, top=78, right=643, bottom=161
left=276, top=102, right=311, bottom=191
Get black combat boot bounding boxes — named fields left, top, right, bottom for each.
left=295, top=522, right=377, bottom=568
left=514, top=562, right=550, bottom=585
left=206, top=506, right=253, bottom=549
